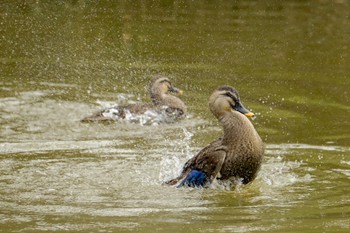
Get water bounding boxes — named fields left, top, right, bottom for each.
left=1, top=1, right=350, bottom=232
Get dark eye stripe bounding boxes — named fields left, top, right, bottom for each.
left=223, top=92, right=239, bottom=102
left=160, top=79, right=171, bottom=85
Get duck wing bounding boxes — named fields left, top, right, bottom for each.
left=166, top=138, right=227, bottom=187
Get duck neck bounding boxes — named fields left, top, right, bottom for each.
left=150, top=92, right=163, bottom=105
left=149, top=86, right=166, bottom=105
left=161, top=94, right=187, bottom=111
left=219, top=112, right=256, bottom=146
left=150, top=88, right=185, bottom=111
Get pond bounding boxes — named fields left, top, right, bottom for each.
left=0, top=1, right=349, bottom=232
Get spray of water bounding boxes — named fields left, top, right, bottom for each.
left=159, top=128, right=194, bottom=182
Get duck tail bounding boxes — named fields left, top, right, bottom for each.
left=177, top=170, right=207, bottom=188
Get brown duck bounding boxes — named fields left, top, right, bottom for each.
left=166, top=85, right=264, bottom=187
left=81, top=75, right=187, bottom=123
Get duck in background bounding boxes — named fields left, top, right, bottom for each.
left=81, top=75, right=187, bottom=125
left=166, top=85, right=264, bottom=188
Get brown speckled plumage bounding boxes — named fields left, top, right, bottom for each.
left=166, top=85, right=264, bottom=187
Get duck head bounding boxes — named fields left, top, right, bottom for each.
left=149, top=75, right=183, bottom=103
left=209, top=85, right=254, bottom=119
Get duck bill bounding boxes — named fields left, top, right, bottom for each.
left=169, top=86, right=183, bottom=95
left=234, top=102, right=255, bottom=118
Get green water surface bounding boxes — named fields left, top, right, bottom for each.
left=1, top=1, right=349, bottom=232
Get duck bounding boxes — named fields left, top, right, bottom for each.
left=165, top=85, right=264, bottom=188
left=81, top=75, right=187, bottom=124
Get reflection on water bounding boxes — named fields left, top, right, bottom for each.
left=1, top=0, right=350, bottom=232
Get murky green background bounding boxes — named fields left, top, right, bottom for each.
left=1, top=1, right=349, bottom=232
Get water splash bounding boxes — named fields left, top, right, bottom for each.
left=123, top=109, right=170, bottom=126
left=99, top=105, right=183, bottom=126
left=159, top=128, right=194, bottom=182
left=267, top=143, right=349, bottom=152
left=160, top=143, right=325, bottom=191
